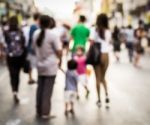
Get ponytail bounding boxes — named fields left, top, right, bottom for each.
left=36, top=15, right=51, bottom=47
left=97, top=27, right=105, bottom=40
left=36, top=29, right=45, bottom=47
left=96, top=14, right=109, bottom=40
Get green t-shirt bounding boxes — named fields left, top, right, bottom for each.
left=71, top=24, right=90, bottom=52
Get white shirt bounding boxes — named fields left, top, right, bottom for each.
left=90, top=28, right=111, bottom=53
left=33, top=29, right=62, bottom=76
left=125, top=29, right=135, bottom=43
left=22, top=25, right=30, bottom=47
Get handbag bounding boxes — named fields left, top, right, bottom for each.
left=23, top=59, right=30, bottom=73
left=22, top=48, right=30, bottom=74
left=86, top=42, right=101, bottom=66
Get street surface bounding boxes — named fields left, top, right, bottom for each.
left=0, top=49, right=150, bottom=125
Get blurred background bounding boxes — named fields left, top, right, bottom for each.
left=0, top=0, right=150, bottom=26
left=0, top=0, right=150, bottom=125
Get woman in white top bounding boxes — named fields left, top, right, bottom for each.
left=90, top=14, right=111, bottom=107
left=33, top=15, right=62, bottom=119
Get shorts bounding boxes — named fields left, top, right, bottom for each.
left=65, top=91, right=77, bottom=103
left=135, top=43, right=144, bottom=54
left=126, top=42, right=134, bottom=50
left=113, top=42, right=121, bottom=52
left=79, top=74, right=87, bottom=86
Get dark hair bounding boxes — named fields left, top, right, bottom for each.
left=139, top=20, right=143, bottom=25
left=113, top=26, right=120, bottom=40
left=33, top=13, right=40, bottom=21
left=114, top=26, right=119, bottom=33
left=96, top=14, right=109, bottom=40
left=67, top=59, right=78, bottom=70
left=49, top=17, right=56, bottom=29
left=128, top=25, right=132, bottom=29
left=76, top=46, right=84, bottom=52
left=36, top=15, right=50, bottom=47
left=79, top=15, right=86, bottom=23
left=9, top=16, right=19, bottom=31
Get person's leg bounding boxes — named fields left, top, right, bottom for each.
left=94, top=65, right=101, bottom=104
left=28, top=54, right=36, bottom=84
left=28, top=69, right=36, bottom=84
left=36, top=76, right=44, bottom=116
left=70, top=101, right=74, bottom=115
left=64, top=91, right=70, bottom=116
left=41, top=76, right=56, bottom=117
left=11, top=66, right=21, bottom=104
left=69, top=92, right=76, bottom=115
left=80, top=75, right=90, bottom=99
left=76, top=83, right=80, bottom=100
left=101, top=54, right=110, bottom=104
left=66, top=44, right=69, bottom=56
left=65, top=102, right=69, bottom=116
left=114, top=51, right=117, bottom=61
left=127, top=42, right=133, bottom=62
left=29, top=70, right=32, bottom=81
left=84, top=85, right=90, bottom=99
left=7, top=58, right=21, bottom=103
left=101, top=54, right=109, bottom=96
left=117, top=51, right=120, bottom=62
left=129, top=48, right=133, bottom=62
left=134, top=53, right=141, bottom=68
left=84, top=76, right=90, bottom=99
left=76, top=75, right=81, bottom=100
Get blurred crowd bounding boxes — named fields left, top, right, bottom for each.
left=0, top=12, right=150, bottom=119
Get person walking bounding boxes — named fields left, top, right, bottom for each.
left=64, top=59, right=78, bottom=116
left=71, top=15, right=90, bottom=56
left=125, top=25, right=135, bottom=63
left=90, top=14, right=111, bottom=107
left=134, top=20, right=145, bottom=68
left=74, top=46, right=90, bottom=99
left=3, top=16, right=26, bottom=104
left=27, top=13, right=40, bottom=84
left=112, top=26, right=121, bottom=62
left=60, top=24, right=71, bottom=55
left=33, top=15, right=62, bottom=119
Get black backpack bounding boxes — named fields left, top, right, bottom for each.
left=86, top=42, right=101, bottom=66
left=4, top=30, right=25, bottom=57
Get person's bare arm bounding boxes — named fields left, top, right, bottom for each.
left=55, top=50, right=62, bottom=68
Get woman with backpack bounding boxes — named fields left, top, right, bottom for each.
left=3, top=16, right=26, bottom=104
left=32, top=15, right=62, bottom=119
left=89, top=14, right=111, bottom=107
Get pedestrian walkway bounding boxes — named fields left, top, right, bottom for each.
left=0, top=50, right=150, bottom=125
